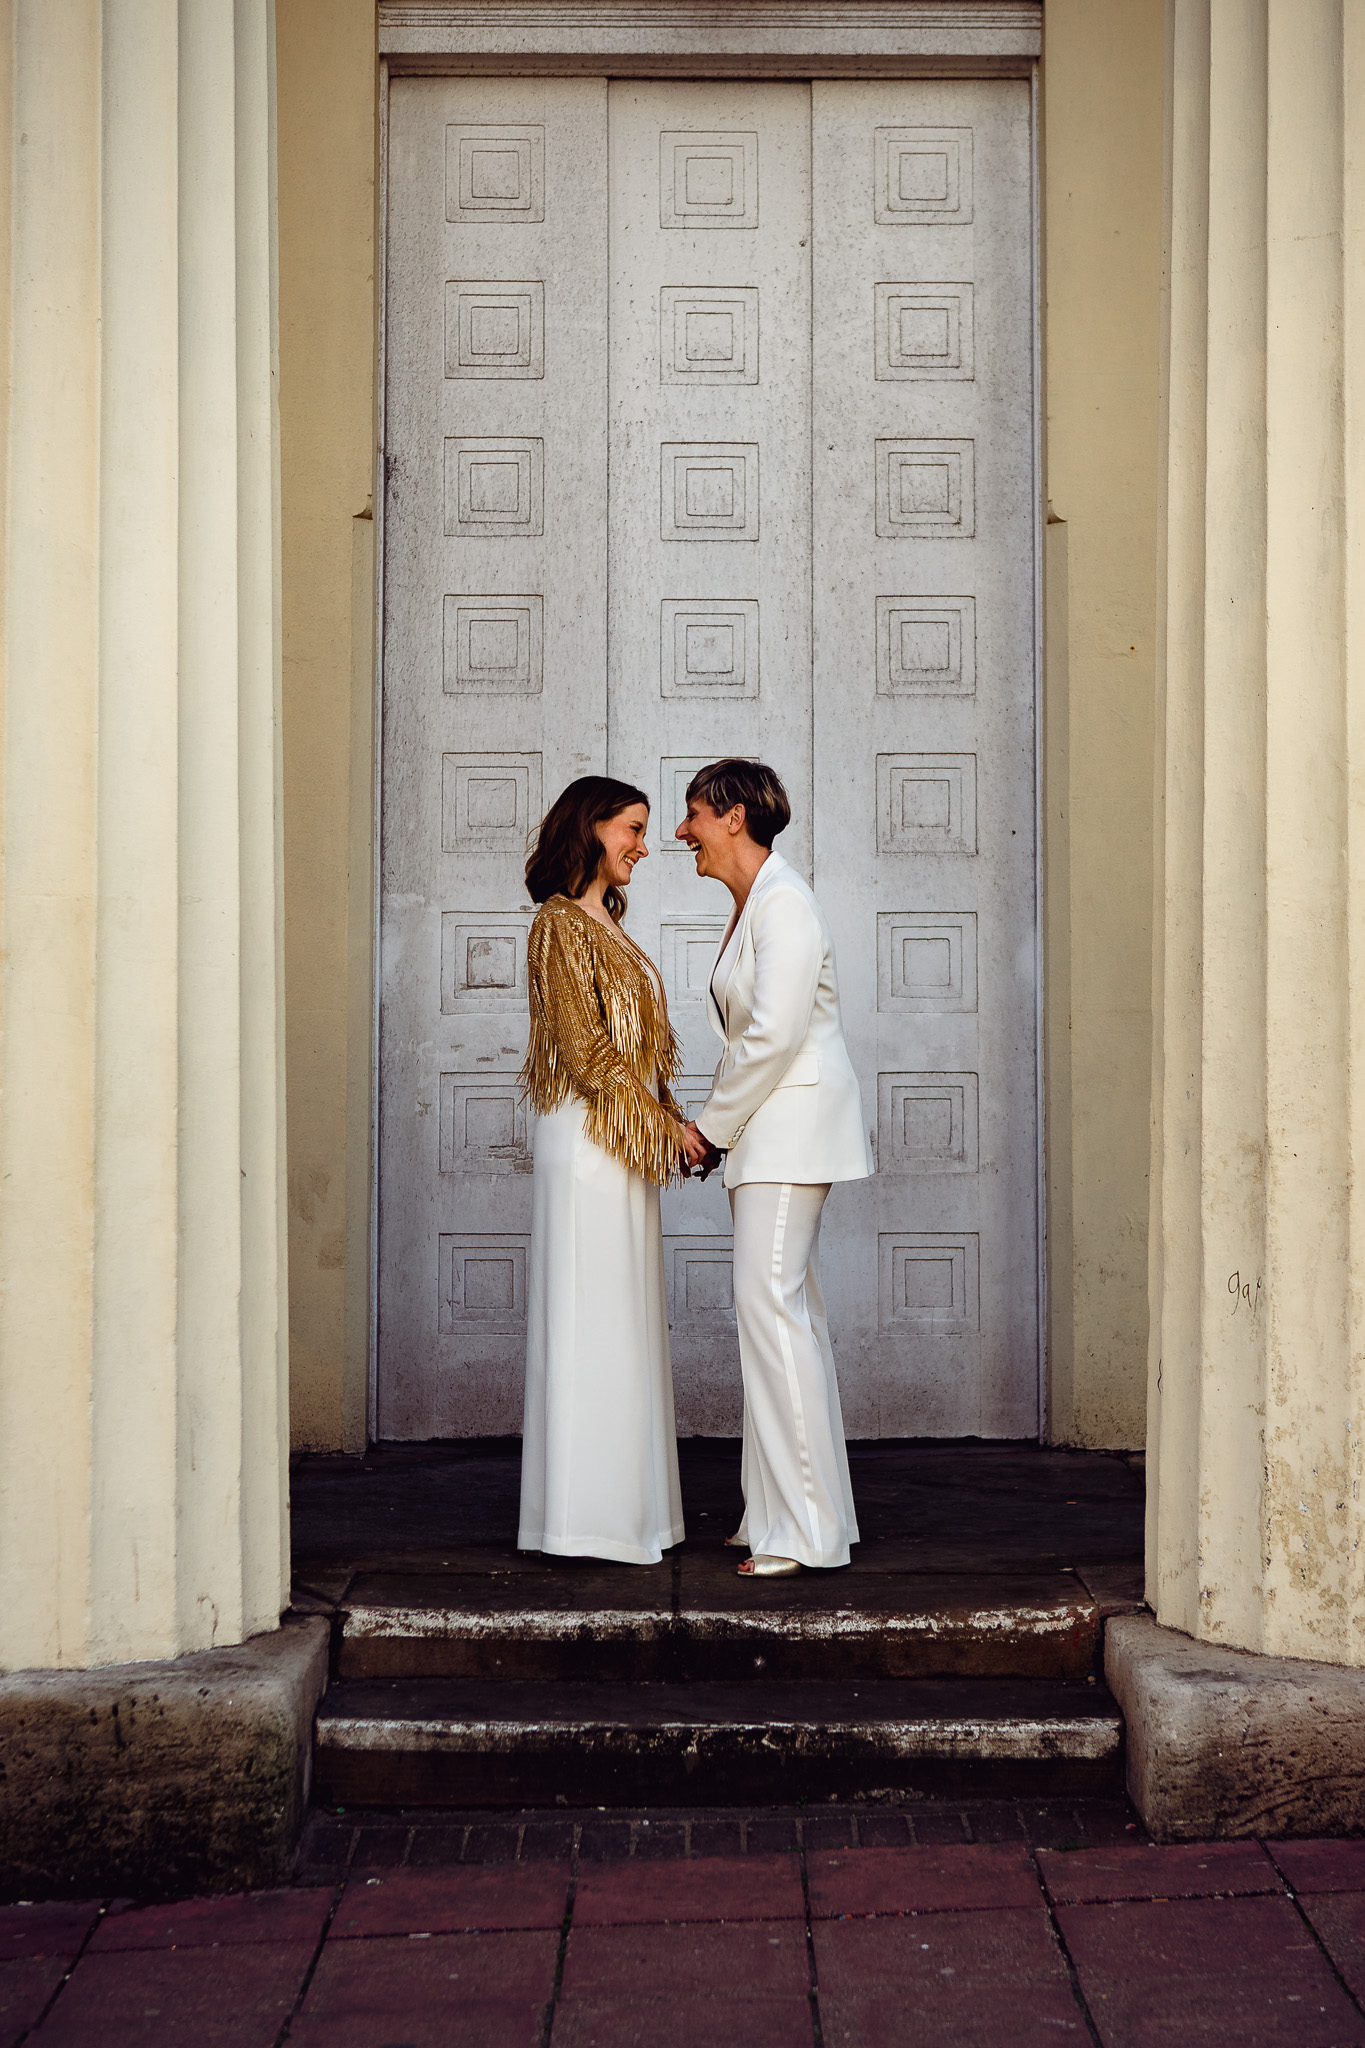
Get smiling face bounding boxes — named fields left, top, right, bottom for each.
left=595, top=802, right=650, bottom=889
left=676, top=794, right=741, bottom=878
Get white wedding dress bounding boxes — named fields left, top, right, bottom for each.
left=518, top=1028, right=685, bottom=1564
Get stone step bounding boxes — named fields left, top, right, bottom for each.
left=335, top=1567, right=1103, bottom=1684
left=313, top=1676, right=1124, bottom=1808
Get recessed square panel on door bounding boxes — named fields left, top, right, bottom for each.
left=443, top=594, right=544, bottom=695
left=660, top=288, right=760, bottom=384
left=814, top=80, right=1037, bottom=1440
left=661, top=917, right=730, bottom=1007
left=444, top=437, right=545, bottom=537
left=659, top=131, right=759, bottom=229
left=660, top=758, right=714, bottom=845
left=876, top=595, right=976, bottom=698
left=660, top=600, right=760, bottom=698
left=378, top=78, right=609, bottom=1439
left=445, top=280, right=546, bottom=378
left=877, top=754, right=978, bottom=857
left=438, top=1235, right=529, bottom=1336
left=609, top=82, right=812, bottom=1433
left=875, top=439, right=975, bottom=540
left=446, top=125, right=546, bottom=223
left=874, top=283, right=974, bottom=381
left=877, top=1071, right=981, bottom=1174
left=441, top=754, right=543, bottom=854
left=440, top=1073, right=530, bottom=1174
left=873, top=126, right=973, bottom=226
left=661, top=443, right=760, bottom=541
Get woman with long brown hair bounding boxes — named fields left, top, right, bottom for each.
left=518, top=776, right=707, bottom=1563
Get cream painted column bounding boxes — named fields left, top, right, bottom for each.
left=0, top=0, right=288, bottom=1670
left=1150, top=0, right=1365, bottom=1662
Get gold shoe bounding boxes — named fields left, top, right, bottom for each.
left=738, top=1555, right=802, bottom=1577
left=724, top=1532, right=748, bottom=1549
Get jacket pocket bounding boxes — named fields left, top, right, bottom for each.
left=772, top=1049, right=820, bottom=1090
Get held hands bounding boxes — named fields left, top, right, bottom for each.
left=680, top=1117, right=724, bottom=1181
left=680, top=1119, right=710, bottom=1169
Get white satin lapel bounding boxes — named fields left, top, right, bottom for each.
left=707, top=854, right=786, bottom=1041
left=720, top=854, right=783, bottom=1029
left=706, top=918, right=734, bottom=1041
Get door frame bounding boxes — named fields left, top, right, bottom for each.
left=368, top=0, right=1046, bottom=1440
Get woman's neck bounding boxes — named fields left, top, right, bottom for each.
left=722, top=840, right=771, bottom=911
left=576, top=873, right=616, bottom=925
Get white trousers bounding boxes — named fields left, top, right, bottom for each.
left=519, top=1100, right=684, bottom=1565
left=729, top=1181, right=859, bottom=1568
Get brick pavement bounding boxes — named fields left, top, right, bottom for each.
left=5, top=1804, right=1365, bottom=2045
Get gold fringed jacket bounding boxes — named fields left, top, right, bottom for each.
left=521, top=895, right=686, bottom=1187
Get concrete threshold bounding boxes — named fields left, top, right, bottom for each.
left=337, top=1567, right=1104, bottom=1682
left=314, top=1675, right=1123, bottom=1806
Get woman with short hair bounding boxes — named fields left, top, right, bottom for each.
left=518, top=775, right=706, bottom=1564
left=677, top=758, right=873, bottom=1577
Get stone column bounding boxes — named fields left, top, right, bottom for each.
left=1150, top=0, right=1365, bottom=1663
left=0, top=0, right=287, bottom=1669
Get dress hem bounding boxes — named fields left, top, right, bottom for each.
left=518, top=1528, right=685, bottom=1567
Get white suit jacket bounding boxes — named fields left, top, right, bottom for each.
left=695, top=852, right=874, bottom=1189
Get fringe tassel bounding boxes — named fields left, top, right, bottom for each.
left=520, top=898, right=687, bottom=1187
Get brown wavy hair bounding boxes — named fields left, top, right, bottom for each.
left=525, top=776, right=650, bottom=923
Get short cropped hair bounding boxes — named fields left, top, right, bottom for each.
left=685, top=758, right=791, bottom=850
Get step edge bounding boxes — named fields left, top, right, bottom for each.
left=315, top=1714, right=1122, bottom=1758
left=341, top=1602, right=1095, bottom=1641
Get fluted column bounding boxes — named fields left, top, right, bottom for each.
left=0, top=0, right=287, bottom=1670
left=1150, top=0, right=1365, bottom=1662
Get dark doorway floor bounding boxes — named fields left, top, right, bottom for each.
left=291, top=1436, right=1146, bottom=1593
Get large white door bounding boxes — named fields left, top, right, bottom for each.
left=378, top=77, right=1037, bottom=1440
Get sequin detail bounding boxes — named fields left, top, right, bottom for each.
left=521, top=896, right=686, bottom=1187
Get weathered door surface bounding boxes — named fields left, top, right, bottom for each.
left=378, top=77, right=1037, bottom=1439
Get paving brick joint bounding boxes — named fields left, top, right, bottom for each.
left=6, top=1808, right=1365, bottom=2045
